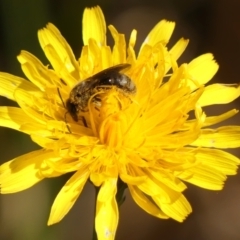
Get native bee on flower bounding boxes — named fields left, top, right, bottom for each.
left=66, top=64, right=136, bottom=121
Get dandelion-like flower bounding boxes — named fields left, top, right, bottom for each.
left=1, top=6, right=240, bottom=240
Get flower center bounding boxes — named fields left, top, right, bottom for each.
left=89, top=88, right=132, bottom=149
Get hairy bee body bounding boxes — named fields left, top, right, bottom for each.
left=66, top=64, right=136, bottom=121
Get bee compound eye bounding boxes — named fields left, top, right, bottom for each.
left=119, top=76, right=128, bottom=86
left=129, top=80, right=136, bottom=91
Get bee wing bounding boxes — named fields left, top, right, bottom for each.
left=86, top=63, right=131, bottom=81
left=72, top=63, right=131, bottom=93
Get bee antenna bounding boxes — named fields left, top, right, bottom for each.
left=57, top=88, right=66, bottom=108
left=57, top=88, right=72, bottom=134
left=64, top=111, right=72, bottom=133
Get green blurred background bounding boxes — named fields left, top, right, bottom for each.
left=1, top=0, right=240, bottom=239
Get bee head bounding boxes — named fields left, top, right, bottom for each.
left=66, top=99, right=78, bottom=122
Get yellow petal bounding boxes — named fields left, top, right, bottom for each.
left=153, top=194, right=192, bottom=222
left=0, top=106, right=40, bottom=132
left=149, top=169, right=187, bottom=192
left=129, top=185, right=169, bottom=219
left=129, top=29, right=137, bottom=49
left=31, top=134, right=58, bottom=148
left=0, top=106, right=68, bottom=138
left=120, top=172, right=147, bottom=185
left=101, top=46, right=113, bottom=70
left=0, top=149, right=53, bottom=193
left=17, top=51, right=67, bottom=90
left=38, top=23, right=79, bottom=80
left=137, top=175, right=185, bottom=204
left=0, top=107, right=55, bottom=137
left=83, top=6, right=106, bottom=46
left=163, top=38, right=189, bottom=74
left=169, top=38, right=189, bottom=61
left=0, top=72, right=38, bottom=101
left=146, top=125, right=201, bottom=149
left=177, top=164, right=226, bottom=190
left=203, top=109, right=238, bottom=127
left=192, top=126, right=240, bottom=148
left=142, top=20, right=175, bottom=47
left=188, top=54, right=219, bottom=86
left=193, top=148, right=240, bottom=175
left=108, top=25, right=126, bottom=64
left=13, top=88, right=50, bottom=124
left=48, top=169, right=89, bottom=225
left=95, top=178, right=118, bottom=240
left=198, top=83, right=240, bottom=106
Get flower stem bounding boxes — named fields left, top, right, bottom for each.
left=116, top=179, right=127, bottom=207
left=92, top=186, right=99, bottom=240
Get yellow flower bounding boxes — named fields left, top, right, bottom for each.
left=1, top=5, right=240, bottom=240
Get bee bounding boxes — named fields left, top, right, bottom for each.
left=66, top=64, right=136, bottom=122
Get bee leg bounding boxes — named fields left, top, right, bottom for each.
left=80, top=116, right=87, bottom=127
left=60, top=78, right=67, bottom=86
left=57, top=88, right=66, bottom=108
left=64, top=111, right=72, bottom=133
